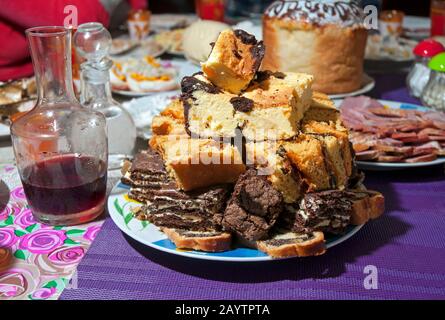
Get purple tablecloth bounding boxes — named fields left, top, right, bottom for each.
left=60, top=74, right=445, bottom=300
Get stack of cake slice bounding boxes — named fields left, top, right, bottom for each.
left=123, top=149, right=230, bottom=232
left=122, top=29, right=385, bottom=258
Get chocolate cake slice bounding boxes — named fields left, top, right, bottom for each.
left=221, top=169, right=283, bottom=241
left=123, top=148, right=230, bottom=231
left=140, top=183, right=230, bottom=231
left=122, top=149, right=171, bottom=189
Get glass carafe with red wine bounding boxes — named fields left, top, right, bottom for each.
left=10, top=26, right=108, bottom=226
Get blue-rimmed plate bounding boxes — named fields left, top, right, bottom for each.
left=108, top=182, right=364, bottom=262
left=335, top=99, right=445, bottom=171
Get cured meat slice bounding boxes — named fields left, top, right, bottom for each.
left=355, top=150, right=380, bottom=161
left=391, top=132, right=417, bottom=140
left=404, top=154, right=438, bottom=163
left=378, top=138, right=404, bottom=147
left=418, top=128, right=445, bottom=136
left=412, top=141, right=442, bottom=156
left=374, top=144, right=413, bottom=156
left=377, top=155, right=405, bottom=162
left=396, top=134, right=430, bottom=144
left=428, top=135, right=445, bottom=141
left=368, top=107, right=406, bottom=118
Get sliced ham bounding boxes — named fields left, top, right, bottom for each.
left=368, top=107, right=407, bottom=118
left=391, top=132, right=417, bottom=140
left=404, top=154, right=438, bottom=163
left=379, top=138, right=404, bottom=147
left=422, top=111, right=445, bottom=130
left=395, top=134, right=430, bottom=144
left=374, top=144, right=413, bottom=156
left=355, top=150, right=380, bottom=161
left=378, top=155, right=405, bottom=162
left=339, top=96, right=445, bottom=163
left=412, top=141, right=442, bottom=156
left=428, top=135, right=445, bottom=141
left=418, top=128, right=445, bottom=137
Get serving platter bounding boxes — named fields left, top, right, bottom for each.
left=112, top=60, right=199, bottom=97
left=328, top=74, right=375, bottom=100
left=108, top=182, right=364, bottom=262
left=334, top=99, right=445, bottom=171
left=110, top=37, right=166, bottom=57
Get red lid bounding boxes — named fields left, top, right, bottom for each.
left=413, top=39, right=445, bottom=58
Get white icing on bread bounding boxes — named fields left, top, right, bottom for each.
left=264, top=0, right=365, bottom=27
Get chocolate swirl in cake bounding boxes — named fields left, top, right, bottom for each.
left=232, top=29, right=266, bottom=73
left=264, top=0, right=364, bottom=27
left=180, top=73, right=222, bottom=136
left=230, top=97, right=254, bottom=113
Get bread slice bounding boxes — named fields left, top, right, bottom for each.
left=348, top=190, right=385, bottom=225
left=151, top=99, right=188, bottom=136
left=245, top=141, right=302, bottom=203
left=181, top=73, right=239, bottom=138
left=236, top=72, right=313, bottom=141
left=302, top=120, right=354, bottom=177
left=257, top=231, right=326, bottom=258
left=151, top=115, right=187, bottom=136
left=284, top=134, right=332, bottom=192
left=162, top=228, right=232, bottom=252
left=202, top=29, right=265, bottom=94
left=149, top=135, right=246, bottom=191
left=160, top=98, right=185, bottom=122
left=312, top=134, right=348, bottom=190
left=303, top=92, right=341, bottom=124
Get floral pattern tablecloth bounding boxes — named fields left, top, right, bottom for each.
left=0, top=164, right=104, bottom=300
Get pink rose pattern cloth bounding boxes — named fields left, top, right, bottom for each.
left=0, top=165, right=104, bottom=300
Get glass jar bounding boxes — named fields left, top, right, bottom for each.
left=74, top=23, right=137, bottom=170
left=407, top=39, right=445, bottom=97
left=379, top=10, right=405, bottom=37
left=421, top=52, right=445, bottom=111
left=10, top=26, right=108, bottom=226
left=407, top=56, right=432, bottom=98
left=127, top=9, right=151, bottom=41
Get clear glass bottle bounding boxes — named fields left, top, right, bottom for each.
left=74, top=23, right=137, bottom=170
left=10, top=26, right=108, bottom=226
left=407, top=56, right=432, bottom=98
left=407, top=39, right=445, bottom=98
left=421, top=52, right=445, bottom=112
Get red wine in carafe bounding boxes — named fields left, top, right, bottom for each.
left=21, top=154, right=107, bottom=216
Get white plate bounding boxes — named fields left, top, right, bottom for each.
left=356, top=158, right=445, bottom=171
left=108, top=182, right=364, bottom=262
left=112, top=60, right=199, bottom=97
left=121, top=91, right=180, bottom=139
left=110, top=38, right=166, bottom=58
left=150, top=14, right=197, bottom=31
left=328, top=74, right=375, bottom=100
left=334, top=99, right=445, bottom=171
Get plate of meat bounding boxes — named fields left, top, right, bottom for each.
left=337, top=96, right=445, bottom=170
